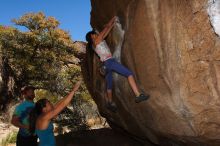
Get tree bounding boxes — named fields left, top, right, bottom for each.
left=0, top=12, right=82, bottom=105
left=0, top=26, right=17, bottom=111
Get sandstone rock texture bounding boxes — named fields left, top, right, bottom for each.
left=83, top=0, right=220, bottom=145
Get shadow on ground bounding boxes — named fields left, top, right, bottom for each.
left=56, top=128, right=143, bottom=146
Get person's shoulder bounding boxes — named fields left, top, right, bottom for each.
left=14, top=102, right=24, bottom=112
left=99, top=40, right=105, bottom=44
left=24, top=101, right=35, bottom=107
left=16, top=101, right=34, bottom=109
left=15, top=101, right=25, bottom=108
left=95, top=40, right=105, bottom=47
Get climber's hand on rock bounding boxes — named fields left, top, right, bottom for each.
left=110, top=16, right=117, bottom=24
left=114, top=16, right=120, bottom=23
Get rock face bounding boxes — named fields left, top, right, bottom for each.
left=83, top=0, right=220, bottom=145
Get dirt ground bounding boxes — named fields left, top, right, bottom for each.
left=56, top=128, right=145, bottom=146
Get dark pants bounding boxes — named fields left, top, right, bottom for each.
left=16, top=133, right=38, bottom=146
left=104, top=58, right=133, bottom=90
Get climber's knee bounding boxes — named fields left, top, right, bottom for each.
left=125, top=70, right=133, bottom=78
left=106, top=82, right=113, bottom=90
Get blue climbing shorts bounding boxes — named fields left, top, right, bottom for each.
left=104, top=58, right=133, bottom=90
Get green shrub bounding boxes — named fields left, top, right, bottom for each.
left=1, top=131, right=17, bottom=146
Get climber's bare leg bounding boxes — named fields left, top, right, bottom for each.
left=106, top=89, right=113, bottom=103
left=128, top=75, right=150, bottom=103
left=106, top=89, right=117, bottom=112
left=128, top=75, right=140, bottom=96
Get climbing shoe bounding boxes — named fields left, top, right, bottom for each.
left=135, top=93, right=150, bottom=103
left=106, top=102, right=117, bottom=113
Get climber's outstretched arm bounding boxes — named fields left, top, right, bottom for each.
left=95, top=16, right=117, bottom=44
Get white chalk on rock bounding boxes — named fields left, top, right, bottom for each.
left=208, top=0, right=220, bottom=37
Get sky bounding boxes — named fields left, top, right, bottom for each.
left=0, top=0, right=91, bottom=41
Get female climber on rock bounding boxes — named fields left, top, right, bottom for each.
left=86, top=16, right=150, bottom=112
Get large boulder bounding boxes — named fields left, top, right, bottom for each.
left=83, top=0, right=220, bottom=145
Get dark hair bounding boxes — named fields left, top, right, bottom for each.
left=85, top=30, right=96, bottom=50
left=85, top=30, right=96, bottom=82
left=21, top=86, right=35, bottom=95
left=29, top=98, right=48, bottom=134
